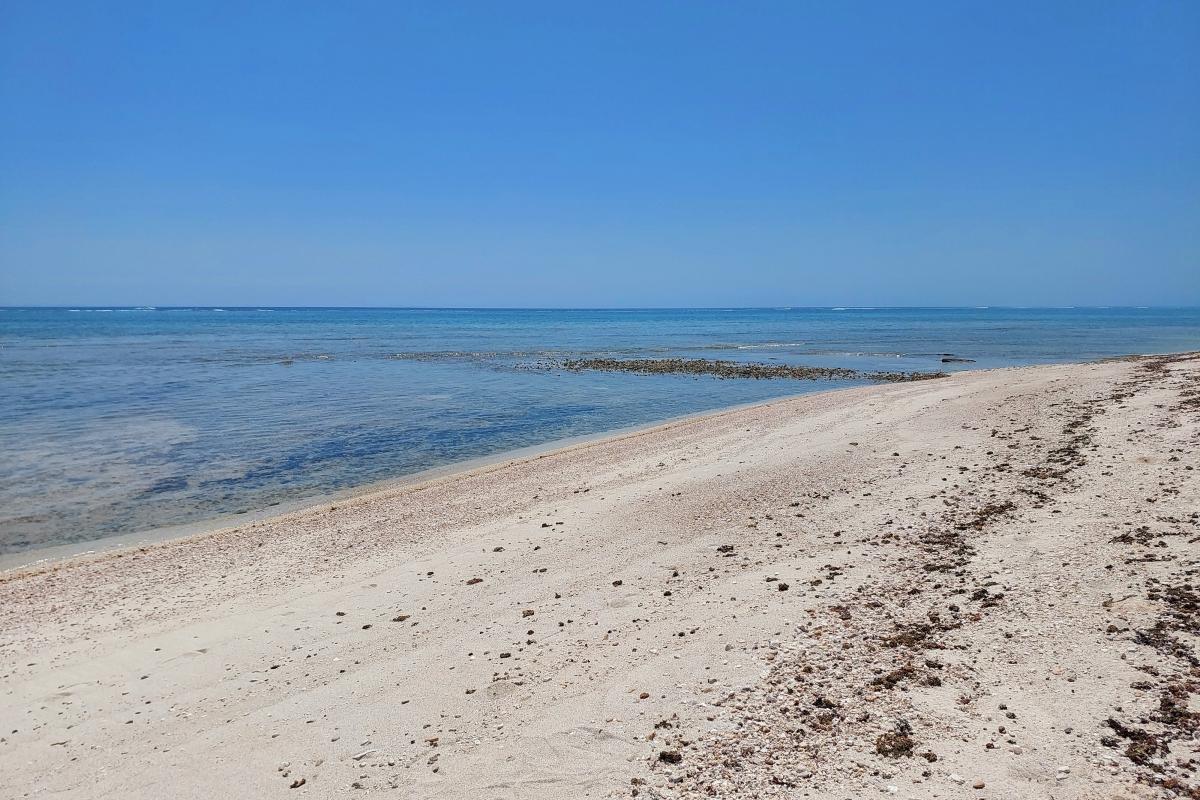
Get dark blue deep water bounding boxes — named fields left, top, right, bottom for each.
left=2, top=306, right=1198, bottom=553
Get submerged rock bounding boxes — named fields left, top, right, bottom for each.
left=556, top=357, right=946, bottom=383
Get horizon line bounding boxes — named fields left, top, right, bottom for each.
left=2, top=304, right=1197, bottom=312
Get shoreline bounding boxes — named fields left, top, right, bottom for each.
left=2, top=353, right=1198, bottom=799
left=0, top=356, right=1122, bottom=573
left=4, top=343, right=1194, bottom=572
left=1, top=385, right=870, bottom=573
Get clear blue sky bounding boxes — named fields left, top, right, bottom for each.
left=1, top=1, right=1197, bottom=307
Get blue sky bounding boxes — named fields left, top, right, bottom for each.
left=1, top=1, right=1197, bottom=307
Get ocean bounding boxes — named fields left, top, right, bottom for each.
left=2, top=306, right=1198, bottom=555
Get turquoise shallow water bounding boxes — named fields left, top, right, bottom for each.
left=2, top=306, right=1198, bottom=554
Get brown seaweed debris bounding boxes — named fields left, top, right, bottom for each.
left=870, top=664, right=917, bottom=690
left=1105, top=718, right=1167, bottom=767
left=955, top=501, right=1017, bottom=531
left=881, top=621, right=956, bottom=650
left=876, top=720, right=917, bottom=758
left=556, top=358, right=946, bottom=383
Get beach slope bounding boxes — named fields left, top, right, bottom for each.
left=2, top=354, right=1199, bottom=798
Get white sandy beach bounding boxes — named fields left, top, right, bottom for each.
left=2, top=354, right=1199, bottom=799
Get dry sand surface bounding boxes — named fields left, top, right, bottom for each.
left=2, top=354, right=1200, bottom=800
